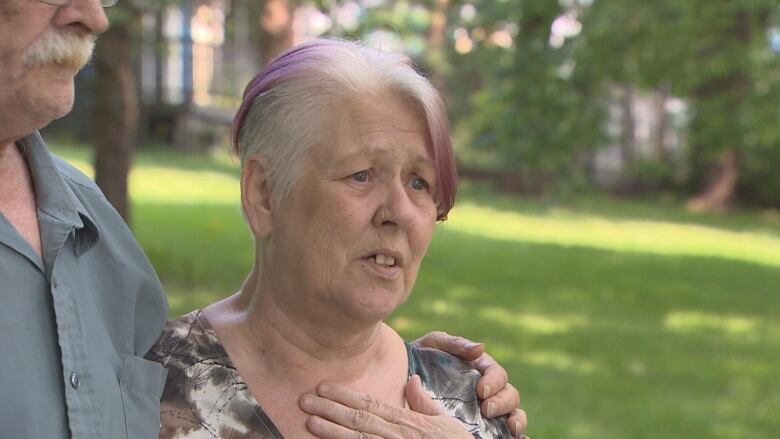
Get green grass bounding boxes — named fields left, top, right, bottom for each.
left=52, top=143, right=780, bottom=439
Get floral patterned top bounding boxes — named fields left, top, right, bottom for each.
left=146, top=310, right=512, bottom=438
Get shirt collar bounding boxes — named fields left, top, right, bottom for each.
left=18, top=132, right=99, bottom=256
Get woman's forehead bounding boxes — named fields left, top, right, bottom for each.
left=311, top=128, right=432, bottom=170
left=323, top=95, right=430, bottom=151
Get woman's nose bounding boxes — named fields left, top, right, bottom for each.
left=373, top=178, right=416, bottom=229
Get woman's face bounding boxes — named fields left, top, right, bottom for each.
left=265, top=94, right=438, bottom=325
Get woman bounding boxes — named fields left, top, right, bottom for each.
left=148, top=39, right=524, bottom=438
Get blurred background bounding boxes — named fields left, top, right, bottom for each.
left=43, top=0, right=780, bottom=437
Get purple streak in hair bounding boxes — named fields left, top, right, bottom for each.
left=231, top=38, right=458, bottom=220
left=231, top=40, right=338, bottom=155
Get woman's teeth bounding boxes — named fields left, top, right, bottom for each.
left=372, top=254, right=396, bottom=266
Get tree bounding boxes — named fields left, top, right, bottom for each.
left=579, top=0, right=780, bottom=208
left=256, top=0, right=299, bottom=66
left=93, top=3, right=141, bottom=223
left=92, top=0, right=303, bottom=223
left=453, top=0, right=604, bottom=193
left=684, top=1, right=774, bottom=211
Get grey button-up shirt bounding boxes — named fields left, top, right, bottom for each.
left=0, top=133, right=168, bottom=438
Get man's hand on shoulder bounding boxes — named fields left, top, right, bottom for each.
left=412, top=331, right=528, bottom=437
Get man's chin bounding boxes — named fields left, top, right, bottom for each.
left=48, top=61, right=87, bottom=73
left=28, top=81, right=76, bottom=127
left=57, top=57, right=90, bottom=71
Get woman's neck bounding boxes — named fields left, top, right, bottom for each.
left=203, top=267, right=406, bottom=390
left=202, top=258, right=410, bottom=438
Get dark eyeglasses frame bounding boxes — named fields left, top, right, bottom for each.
left=39, top=0, right=118, bottom=7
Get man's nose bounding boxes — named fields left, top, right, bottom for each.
left=57, top=0, right=110, bottom=36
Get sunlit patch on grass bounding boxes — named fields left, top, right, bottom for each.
left=438, top=285, right=485, bottom=302
left=420, top=299, right=465, bottom=317
left=62, top=157, right=92, bottom=176
left=130, top=168, right=239, bottom=204
left=51, top=147, right=241, bottom=204
left=390, top=316, right=411, bottom=330
left=388, top=315, right=427, bottom=336
left=478, top=307, right=588, bottom=334
left=165, top=285, right=231, bottom=317
left=521, top=350, right=596, bottom=375
left=568, top=421, right=596, bottom=439
left=627, top=359, right=648, bottom=377
left=444, top=203, right=780, bottom=267
left=664, top=311, right=763, bottom=343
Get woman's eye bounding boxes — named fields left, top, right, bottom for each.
left=410, top=176, right=429, bottom=192
left=351, top=170, right=369, bottom=183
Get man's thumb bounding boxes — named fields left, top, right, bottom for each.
left=405, top=375, right=445, bottom=416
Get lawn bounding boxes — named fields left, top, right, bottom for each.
left=52, top=143, right=780, bottom=439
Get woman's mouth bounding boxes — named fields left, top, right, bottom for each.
left=369, top=253, right=396, bottom=267
left=363, top=252, right=403, bottom=279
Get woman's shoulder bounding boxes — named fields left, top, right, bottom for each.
left=146, top=311, right=270, bottom=438
left=407, top=344, right=513, bottom=439
left=145, top=309, right=224, bottom=368
left=407, top=344, right=482, bottom=405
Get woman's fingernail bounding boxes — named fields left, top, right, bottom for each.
left=300, top=394, right=314, bottom=409
left=463, top=341, right=482, bottom=350
left=486, top=401, right=495, bottom=418
left=483, top=384, right=492, bottom=398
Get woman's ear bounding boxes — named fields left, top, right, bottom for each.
left=241, top=155, right=274, bottom=239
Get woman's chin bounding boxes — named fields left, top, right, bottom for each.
left=348, top=295, right=407, bottom=325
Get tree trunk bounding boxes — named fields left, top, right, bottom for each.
left=426, top=0, right=450, bottom=92
left=653, top=83, right=670, bottom=160
left=687, top=8, right=759, bottom=212
left=687, top=149, right=740, bottom=212
left=93, top=6, right=139, bottom=224
left=619, top=85, right=635, bottom=169
left=258, top=0, right=297, bottom=66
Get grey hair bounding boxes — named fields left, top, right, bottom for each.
left=234, top=38, right=453, bottom=211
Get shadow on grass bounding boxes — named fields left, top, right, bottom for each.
left=402, top=229, right=780, bottom=439
left=138, top=201, right=780, bottom=439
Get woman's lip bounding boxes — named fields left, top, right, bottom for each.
left=361, top=258, right=402, bottom=279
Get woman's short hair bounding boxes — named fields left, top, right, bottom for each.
left=232, top=38, right=457, bottom=220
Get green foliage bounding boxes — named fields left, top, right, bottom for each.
left=412, top=0, right=780, bottom=202
left=53, top=144, right=780, bottom=438
left=449, top=0, right=606, bottom=191
left=579, top=0, right=780, bottom=201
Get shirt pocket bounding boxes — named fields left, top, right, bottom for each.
left=119, top=354, right=168, bottom=439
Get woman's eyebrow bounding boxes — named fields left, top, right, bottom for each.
left=334, top=147, right=387, bottom=163
left=414, top=154, right=435, bottom=168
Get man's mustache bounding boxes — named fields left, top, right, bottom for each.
left=22, top=29, right=96, bottom=70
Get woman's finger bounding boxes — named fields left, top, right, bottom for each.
left=301, top=384, right=412, bottom=437
left=315, top=382, right=409, bottom=423
left=303, top=382, right=473, bottom=439
left=404, top=374, right=444, bottom=416
left=305, top=414, right=384, bottom=439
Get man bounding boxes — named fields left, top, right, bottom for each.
left=1, top=1, right=170, bottom=437
left=0, top=0, right=525, bottom=438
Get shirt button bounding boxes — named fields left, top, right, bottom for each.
left=51, top=277, right=58, bottom=289
left=69, top=372, right=80, bottom=389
